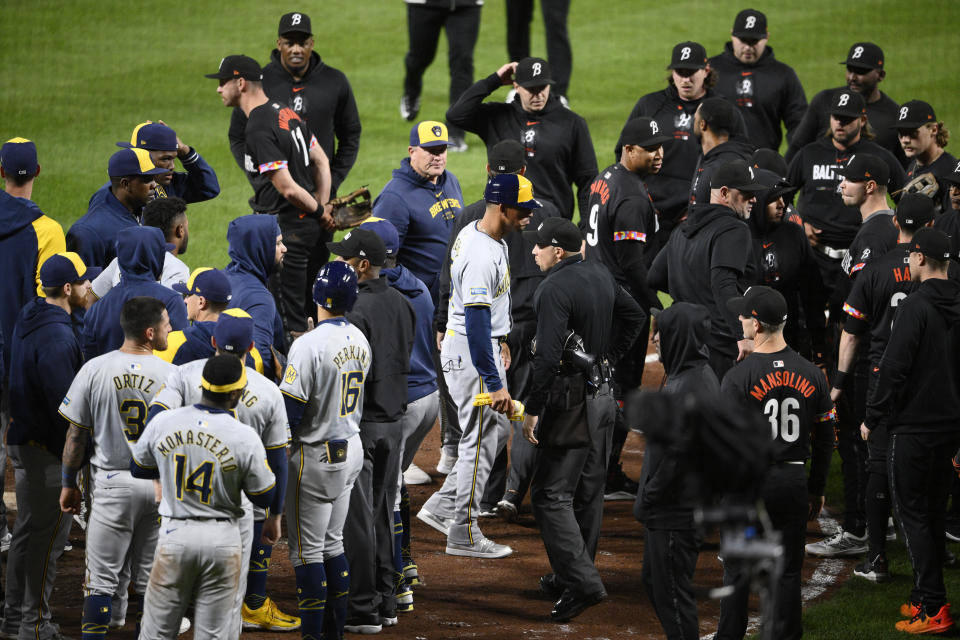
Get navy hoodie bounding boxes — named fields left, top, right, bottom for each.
left=82, top=226, right=188, bottom=360
left=385, top=265, right=438, bottom=404
left=225, top=215, right=285, bottom=378
left=373, top=159, right=463, bottom=301
left=67, top=185, right=140, bottom=269
left=8, top=298, right=83, bottom=458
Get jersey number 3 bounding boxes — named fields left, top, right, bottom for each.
left=173, top=454, right=214, bottom=504
left=764, top=397, right=800, bottom=442
left=120, top=399, right=147, bottom=443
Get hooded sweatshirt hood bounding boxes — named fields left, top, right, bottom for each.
left=226, top=214, right=281, bottom=283
left=385, top=264, right=426, bottom=298
left=0, top=191, right=42, bottom=238
left=923, top=278, right=960, bottom=325
left=116, top=226, right=165, bottom=283
left=656, top=302, right=711, bottom=376
left=17, top=296, right=72, bottom=339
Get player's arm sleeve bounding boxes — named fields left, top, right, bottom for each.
left=435, top=222, right=465, bottom=332
left=609, top=284, right=646, bottom=365
left=781, top=68, right=809, bottom=138
left=712, top=266, right=745, bottom=341
left=445, top=73, right=502, bottom=136
left=525, top=285, right=571, bottom=416
left=247, top=299, right=281, bottom=381
left=278, top=342, right=312, bottom=436
left=171, top=149, right=220, bottom=203
left=228, top=107, right=249, bottom=172
left=265, top=446, right=287, bottom=515
left=90, top=260, right=117, bottom=300
left=710, top=227, right=750, bottom=340
left=32, top=216, right=66, bottom=296
left=147, top=369, right=186, bottom=422
left=331, top=78, right=362, bottom=189
left=613, top=197, right=657, bottom=309
left=464, top=306, right=502, bottom=393
left=571, top=119, right=599, bottom=221
left=129, top=426, right=159, bottom=477
left=242, top=438, right=277, bottom=509
left=372, top=192, right=410, bottom=247
left=865, top=302, right=923, bottom=430
left=808, top=382, right=836, bottom=497
left=647, top=243, right=669, bottom=293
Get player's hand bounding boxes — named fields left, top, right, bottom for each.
left=500, top=342, right=512, bottom=371
left=60, top=487, right=82, bottom=514
left=803, top=222, right=822, bottom=247
left=436, top=331, right=445, bottom=352
left=496, top=62, right=518, bottom=85
left=523, top=414, right=539, bottom=445
left=153, top=480, right=163, bottom=504
left=157, top=120, right=190, bottom=158
left=736, top=339, right=754, bottom=362
left=808, top=494, right=825, bottom=521
left=860, top=422, right=871, bottom=441
left=830, top=387, right=843, bottom=403
left=317, top=201, right=336, bottom=231
left=489, top=387, right=513, bottom=414
left=261, top=514, right=282, bottom=545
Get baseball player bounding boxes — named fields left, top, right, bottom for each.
left=898, top=100, right=957, bottom=213
left=58, top=297, right=175, bottom=638
left=838, top=153, right=897, bottom=279
left=132, top=355, right=277, bottom=640
left=148, top=310, right=296, bottom=633
left=418, top=173, right=538, bottom=558
left=279, top=261, right=370, bottom=640
left=715, top=286, right=835, bottom=640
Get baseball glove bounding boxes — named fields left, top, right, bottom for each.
left=893, top=172, right=940, bottom=201
left=328, top=187, right=372, bottom=230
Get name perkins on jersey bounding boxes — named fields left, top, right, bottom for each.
left=749, top=369, right=817, bottom=401
left=155, top=427, right=237, bottom=472
left=332, top=344, right=369, bottom=370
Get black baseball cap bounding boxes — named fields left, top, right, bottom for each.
left=732, top=9, right=767, bottom=39
left=895, top=194, right=936, bottom=230
left=205, top=55, right=262, bottom=81
left=488, top=139, right=525, bottom=174
left=726, top=286, right=788, bottom=324
left=515, top=57, right=553, bottom=88
left=897, top=100, right=937, bottom=129
left=909, top=227, right=951, bottom=261
left=843, top=153, right=890, bottom=186
left=842, top=42, right=884, bottom=71
left=942, top=159, right=960, bottom=186
left=751, top=148, right=787, bottom=177
left=754, top=168, right=797, bottom=202
left=523, top=218, right=582, bottom=251
left=668, top=41, right=708, bottom=70
left=619, top=117, right=672, bottom=148
left=326, top=228, right=387, bottom=267
left=711, top=159, right=765, bottom=192
left=829, top=89, right=866, bottom=119
left=278, top=12, right=312, bottom=36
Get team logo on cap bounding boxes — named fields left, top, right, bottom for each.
left=852, top=46, right=864, bottom=59
left=432, top=125, right=442, bottom=137
left=745, top=15, right=757, bottom=29
left=838, top=93, right=850, bottom=107
left=291, top=13, right=302, bottom=25
left=650, top=121, right=659, bottom=135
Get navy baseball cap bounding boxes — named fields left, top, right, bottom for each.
left=515, top=57, right=553, bottom=88
left=278, top=11, right=312, bottom=36
left=173, top=267, right=232, bottom=303
left=205, top=55, right=262, bottom=81
left=829, top=90, right=866, bottom=119
left=214, top=309, right=255, bottom=355
left=897, top=100, right=937, bottom=130
left=842, top=42, right=884, bottom=71
left=108, top=148, right=169, bottom=178
left=117, top=122, right=177, bottom=151
left=895, top=194, right=936, bottom=230
left=711, top=159, right=765, bottom=192
left=485, top=173, right=542, bottom=210
left=619, top=117, right=672, bottom=148
left=843, top=153, right=890, bottom=186
left=409, top=121, right=448, bottom=148
left=327, top=228, right=387, bottom=267
left=1, top=137, right=38, bottom=177
left=488, top=139, right=525, bottom=174
left=668, top=41, right=708, bottom=70
left=523, top=218, right=582, bottom=251
left=359, top=217, right=400, bottom=259
left=732, top=9, right=767, bottom=39
left=39, top=252, right=100, bottom=287
left=726, top=286, right=788, bottom=324
left=909, top=227, right=951, bottom=262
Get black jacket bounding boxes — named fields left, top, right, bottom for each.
left=525, top=256, right=645, bottom=416
left=865, top=277, right=960, bottom=433
left=636, top=302, right=719, bottom=529
left=346, top=277, right=416, bottom=422
left=229, top=50, right=362, bottom=191
left=689, top=138, right=756, bottom=209
left=446, top=73, right=598, bottom=220
left=710, top=44, right=808, bottom=151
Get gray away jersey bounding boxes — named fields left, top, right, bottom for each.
left=131, top=405, right=275, bottom=519
left=59, top=351, right=176, bottom=470
left=150, top=360, right=289, bottom=450
left=279, top=318, right=371, bottom=444
left=447, top=222, right=512, bottom=337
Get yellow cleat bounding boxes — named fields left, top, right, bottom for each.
left=241, top=597, right=301, bottom=632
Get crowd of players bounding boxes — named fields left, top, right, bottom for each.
left=1, top=5, right=960, bottom=640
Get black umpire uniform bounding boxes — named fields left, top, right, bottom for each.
left=716, top=287, right=835, bottom=640
left=864, top=228, right=960, bottom=624
left=522, top=218, right=644, bottom=621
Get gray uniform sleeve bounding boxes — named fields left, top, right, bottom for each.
left=58, top=364, right=94, bottom=430
left=150, top=368, right=188, bottom=412
left=241, top=433, right=276, bottom=497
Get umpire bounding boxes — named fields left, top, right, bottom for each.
left=522, top=218, right=645, bottom=622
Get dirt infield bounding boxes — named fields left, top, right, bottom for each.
left=14, top=351, right=850, bottom=639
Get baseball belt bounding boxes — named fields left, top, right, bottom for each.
left=812, top=243, right=846, bottom=260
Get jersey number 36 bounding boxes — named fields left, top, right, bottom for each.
left=764, top=397, right=800, bottom=442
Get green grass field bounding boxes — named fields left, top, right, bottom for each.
left=3, top=1, right=960, bottom=637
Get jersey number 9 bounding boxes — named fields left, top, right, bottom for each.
left=340, top=371, right=364, bottom=416
left=173, top=454, right=214, bottom=504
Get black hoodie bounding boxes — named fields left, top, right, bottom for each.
left=689, top=138, right=756, bottom=208
left=635, top=303, right=718, bottom=529
left=865, top=277, right=960, bottom=433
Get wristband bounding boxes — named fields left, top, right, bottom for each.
left=61, top=466, right=79, bottom=489
left=832, top=370, right=849, bottom=390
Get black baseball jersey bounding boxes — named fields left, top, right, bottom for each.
left=721, top=348, right=835, bottom=493
left=584, top=163, right=657, bottom=283
left=787, top=138, right=906, bottom=248
left=243, top=102, right=317, bottom=215
left=905, top=151, right=958, bottom=213
left=843, top=244, right=914, bottom=366
left=934, top=209, right=960, bottom=261
left=841, top=210, right=896, bottom=277
left=751, top=219, right=821, bottom=338
left=785, top=87, right=905, bottom=167
left=709, top=44, right=808, bottom=151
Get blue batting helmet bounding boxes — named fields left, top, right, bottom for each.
left=313, top=261, right=359, bottom=313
